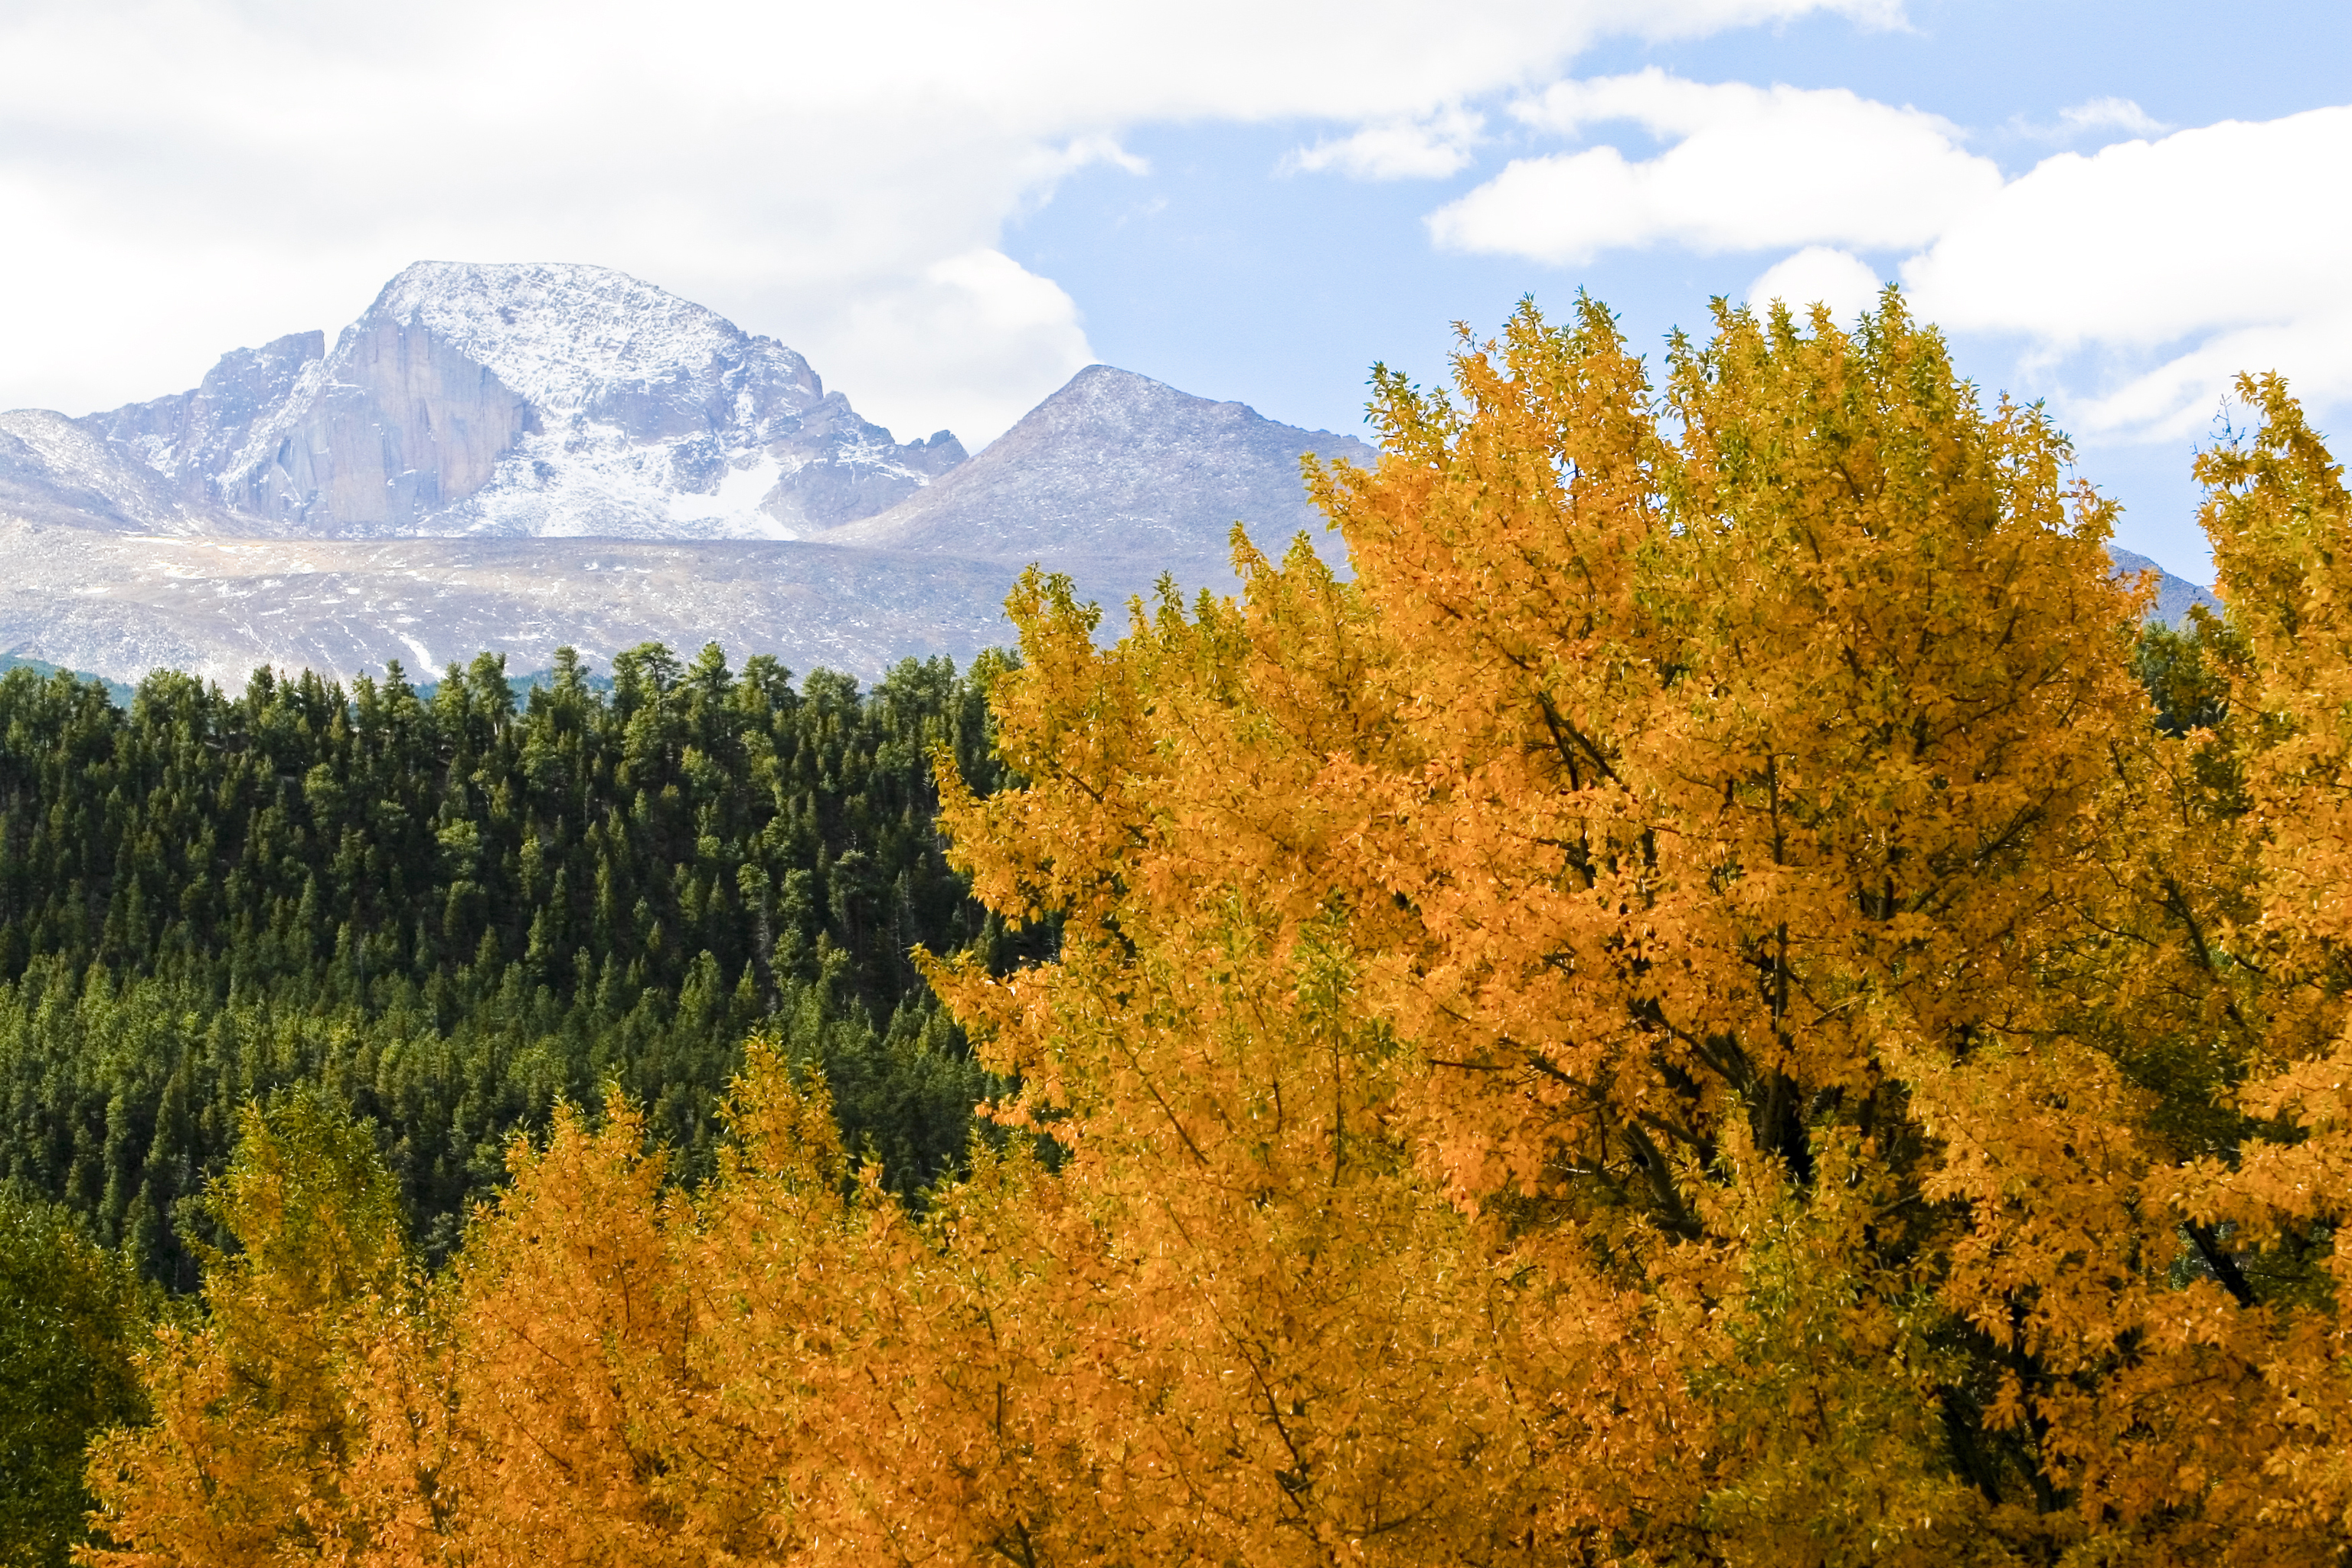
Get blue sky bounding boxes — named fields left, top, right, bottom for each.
left=1, top=0, right=2344, bottom=579
left=1012, top=2, right=2352, bottom=579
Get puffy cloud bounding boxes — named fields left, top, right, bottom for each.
left=1423, top=69, right=2352, bottom=448
left=1427, top=70, right=2002, bottom=261
left=2073, top=315, right=2352, bottom=439
left=812, top=252, right=1096, bottom=452
left=1900, top=108, right=2352, bottom=350
left=1901, top=106, right=2352, bottom=435
left=0, top=0, right=1888, bottom=443
left=2058, top=96, right=2167, bottom=137
left=1747, top=247, right=1883, bottom=322
left=2003, top=96, right=2171, bottom=145
left=1285, top=109, right=1486, bottom=181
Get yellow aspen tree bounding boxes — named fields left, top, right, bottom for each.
left=660, top=1040, right=972, bottom=1567
left=80, top=1094, right=432, bottom=1568
left=925, top=549, right=1575, bottom=1566
left=413, top=1042, right=1059, bottom=1568
left=933, top=297, right=2339, bottom=1563
left=1658, top=305, right=2295, bottom=1563
left=2165, top=374, right=2352, bottom=1538
left=429, top=1093, right=701, bottom=1568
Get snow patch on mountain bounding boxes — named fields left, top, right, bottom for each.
left=667, top=456, right=789, bottom=530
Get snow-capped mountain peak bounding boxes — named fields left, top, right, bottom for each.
left=76, top=260, right=964, bottom=542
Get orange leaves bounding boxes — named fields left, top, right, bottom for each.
left=82, top=305, right=2352, bottom=1566
left=80, top=1094, right=439, bottom=1568
left=925, top=296, right=2341, bottom=1561
left=438, top=1097, right=694, bottom=1568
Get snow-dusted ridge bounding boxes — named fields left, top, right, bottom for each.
left=0, top=408, right=233, bottom=535
left=377, top=260, right=763, bottom=415
left=831, top=363, right=1375, bottom=586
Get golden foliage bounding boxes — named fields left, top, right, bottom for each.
left=81, top=299, right=2352, bottom=1566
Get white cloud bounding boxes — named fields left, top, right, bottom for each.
left=1900, top=107, right=2352, bottom=344
left=2058, top=96, right=2167, bottom=137
left=1286, top=109, right=1486, bottom=180
left=814, top=252, right=1096, bottom=451
left=1418, top=70, right=2352, bottom=449
left=2071, top=315, right=2352, bottom=438
left=0, top=0, right=1891, bottom=444
left=1747, top=247, right=1883, bottom=322
left=1902, top=106, right=2352, bottom=436
left=1427, top=70, right=2002, bottom=261
left=2004, top=96, right=2170, bottom=145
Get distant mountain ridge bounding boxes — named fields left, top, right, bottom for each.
left=2109, top=547, right=2220, bottom=624
left=835, top=364, right=1367, bottom=560
left=0, top=260, right=2220, bottom=688
left=832, top=363, right=1371, bottom=606
left=0, top=358, right=1379, bottom=688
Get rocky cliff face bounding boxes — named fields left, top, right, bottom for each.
left=87, top=331, right=334, bottom=525
left=88, top=323, right=536, bottom=534
left=78, top=262, right=965, bottom=540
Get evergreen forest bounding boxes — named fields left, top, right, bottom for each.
left=0, top=645, right=1035, bottom=1286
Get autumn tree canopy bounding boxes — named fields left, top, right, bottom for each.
left=75, top=295, right=2352, bottom=1567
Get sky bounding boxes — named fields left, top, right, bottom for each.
left=0, top=1, right=2345, bottom=580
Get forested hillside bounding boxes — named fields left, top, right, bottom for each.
left=0, top=644, right=1034, bottom=1287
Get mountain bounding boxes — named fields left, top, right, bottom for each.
left=0, top=408, right=234, bottom=534
left=75, top=262, right=965, bottom=541
left=830, top=364, right=1373, bottom=599
left=0, top=360, right=1377, bottom=688
left=2109, top=547, right=2221, bottom=624
left=0, top=260, right=2225, bottom=689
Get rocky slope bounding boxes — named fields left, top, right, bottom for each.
left=75, top=262, right=965, bottom=541
left=2109, top=547, right=2221, bottom=624
left=828, top=364, right=1374, bottom=602
left=0, top=409, right=234, bottom=534
left=0, top=516, right=1015, bottom=690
